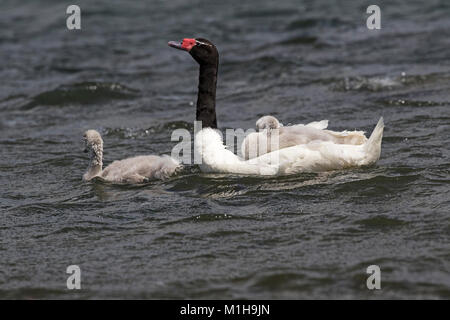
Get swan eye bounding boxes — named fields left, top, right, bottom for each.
left=195, top=40, right=211, bottom=48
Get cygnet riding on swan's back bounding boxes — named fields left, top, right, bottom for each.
left=243, top=115, right=369, bottom=160
left=169, top=38, right=384, bottom=175
left=83, top=130, right=181, bottom=183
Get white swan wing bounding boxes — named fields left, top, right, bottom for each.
left=288, top=119, right=329, bottom=130
left=304, top=119, right=329, bottom=130
left=241, top=121, right=331, bottom=160
left=324, top=129, right=368, bottom=145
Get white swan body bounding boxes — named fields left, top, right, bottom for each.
left=83, top=130, right=181, bottom=183
left=196, top=117, right=384, bottom=176
left=243, top=116, right=368, bottom=160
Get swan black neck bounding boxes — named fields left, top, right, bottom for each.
left=168, top=38, right=219, bottom=128
left=197, top=61, right=218, bottom=129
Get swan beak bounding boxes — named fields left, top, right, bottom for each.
left=168, top=41, right=187, bottom=51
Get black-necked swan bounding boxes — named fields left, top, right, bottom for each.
left=83, top=130, right=181, bottom=183
left=168, top=38, right=384, bottom=175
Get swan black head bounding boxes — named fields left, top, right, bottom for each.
left=168, top=38, right=218, bottom=66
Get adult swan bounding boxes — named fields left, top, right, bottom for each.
left=168, top=38, right=384, bottom=175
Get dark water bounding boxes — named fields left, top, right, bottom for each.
left=1, top=0, right=449, bottom=299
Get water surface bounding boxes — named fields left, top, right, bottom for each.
left=0, top=0, right=449, bottom=299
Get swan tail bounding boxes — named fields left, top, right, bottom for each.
left=363, top=117, right=384, bottom=164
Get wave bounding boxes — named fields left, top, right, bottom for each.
left=334, top=73, right=450, bottom=92
left=102, top=121, right=194, bottom=139
left=334, top=76, right=402, bottom=92
left=22, top=82, right=139, bottom=109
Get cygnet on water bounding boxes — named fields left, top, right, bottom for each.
left=83, top=130, right=181, bottom=183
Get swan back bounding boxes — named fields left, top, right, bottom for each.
left=198, top=118, right=384, bottom=176
left=243, top=116, right=370, bottom=160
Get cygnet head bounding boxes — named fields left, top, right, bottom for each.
left=83, top=130, right=103, bottom=152
left=82, top=130, right=104, bottom=181
left=256, top=115, right=281, bottom=131
left=83, top=130, right=103, bottom=165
